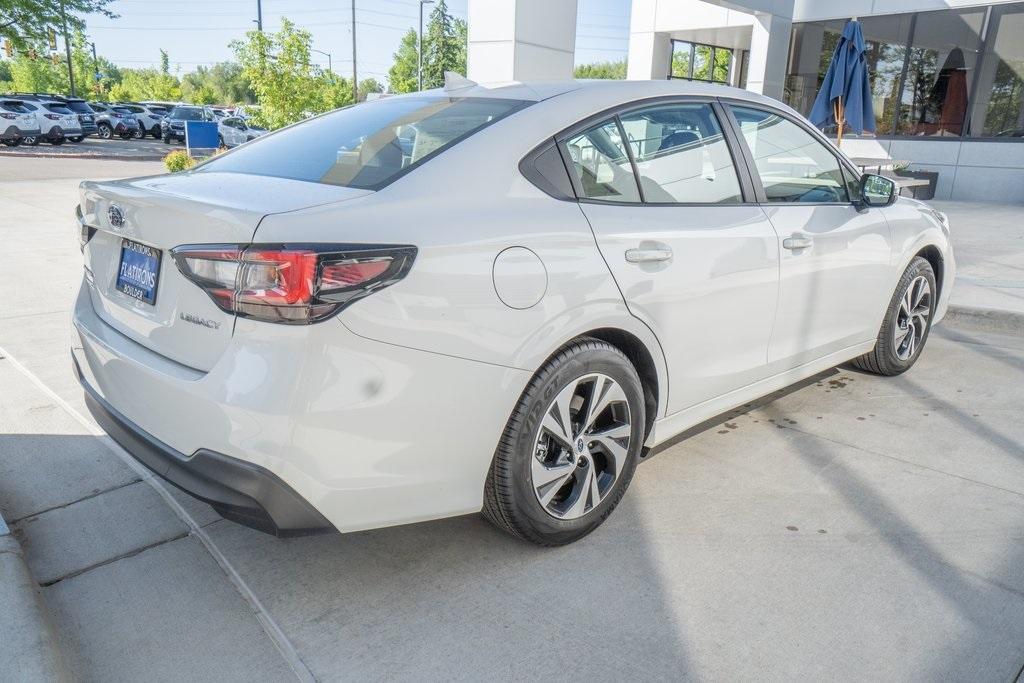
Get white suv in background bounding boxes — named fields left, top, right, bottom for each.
left=0, top=98, right=41, bottom=146
left=117, top=103, right=169, bottom=139
left=21, top=100, right=81, bottom=145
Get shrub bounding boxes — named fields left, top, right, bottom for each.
left=164, top=150, right=197, bottom=173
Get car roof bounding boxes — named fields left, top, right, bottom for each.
left=420, top=78, right=787, bottom=110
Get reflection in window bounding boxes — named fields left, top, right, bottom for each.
left=732, top=106, right=849, bottom=203
left=670, top=40, right=732, bottom=84
left=897, top=8, right=985, bottom=136
left=565, top=120, right=641, bottom=203
left=972, top=4, right=1024, bottom=137
left=785, top=16, right=913, bottom=136
left=618, top=103, right=742, bottom=204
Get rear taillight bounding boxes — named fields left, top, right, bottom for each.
left=0, top=113, right=15, bottom=120
left=171, top=244, right=416, bottom=324
left=44, top=113, right=61, bottom=120
left=112, top=112, right=124, bottom=119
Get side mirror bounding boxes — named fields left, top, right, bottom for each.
left=860, top=173, right=897, bottom=207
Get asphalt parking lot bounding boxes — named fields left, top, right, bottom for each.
left=2, top=157, right=1024, bottom=680
left=0, top=136, right=170, bottom=161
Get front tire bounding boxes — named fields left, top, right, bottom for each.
left=850, top=257, right=936, bottom=376
left=483, top=338, right=645, bottom=546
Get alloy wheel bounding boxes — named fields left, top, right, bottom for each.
left=894, top=275, right=931, bottom=361
left=531, top=373, right=631, bottom=520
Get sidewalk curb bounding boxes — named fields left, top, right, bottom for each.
left=0, top=517, right=71, bottom=682
left=0, top=150, right=166, bottom=162
left=943, top=304, right=1024, bottom=335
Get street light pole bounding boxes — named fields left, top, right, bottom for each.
left=256, top=0, right=263, bottom=31
left=418, top=0, right=434, bottom=91
left=351, top=1, right=358, bottom=102
left=311, top=48, right=332, bottom=74
left=59, top=1, right=76, bottom=96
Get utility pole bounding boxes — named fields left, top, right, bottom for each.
left=59, top=1, right=76, bottom=96
left=418, top=0, right=434, bottom=91
left=256, top=0, right=263, bottom=31
left=351, top=0, right=358, bottom=102
left=91, top=41, right=99, bottom=85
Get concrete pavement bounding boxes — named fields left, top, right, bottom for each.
left=2, top=157, right=1024, bottom=680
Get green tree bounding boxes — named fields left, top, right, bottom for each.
left=107, top=51, right=181, bottom=102
left=388, top=29, right=418, bottom=94
left=0, top=59, right=12, bottom=83
left=181, top=62, right=253, bottom=105
left=358, top=77, right=383, bottom=101
left=421, top=0, right=466, bottom=89
left=232, top=18, right=353, bottom=129
left=0, top=0, right=115, bottom=49
left=8, top=45, right=66, bottom=92
left=574, top=60, right=626, bottom=79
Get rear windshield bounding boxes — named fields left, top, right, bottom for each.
left=1, top=101, right=29, bottom=113
left=198, top=96, right=530, bottom=190
left=112, top=106, right=134, bottom=114
left=64, top=100, right=93, bottom=114
left=170, top=107, right=207, bottom=120
left=44, top=104, right=73, bottom=114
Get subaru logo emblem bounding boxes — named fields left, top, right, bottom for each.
left=576, top=437, right=585, bottom=453
left=108, top=204, right=125, bottom=229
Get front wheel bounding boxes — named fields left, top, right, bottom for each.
left=483, top=338, right=645, bottom=546
left=850, top=257, right=936, bottom=376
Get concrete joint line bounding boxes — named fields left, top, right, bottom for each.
left=8, top=479, right=143, bottom=525
left=40, top=532, right=190, bottom=588
left=0, top=345, right=316, bottom=683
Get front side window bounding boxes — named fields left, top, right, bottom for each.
left=731, top=105, right=849, bottom=203
left=618, top=103, right=742, bottom=204
left=200, top=96, right=529, bottom=190
left=564, top=119, right=641, bottom=203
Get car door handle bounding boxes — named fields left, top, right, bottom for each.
left=625, top=247, right=673, bottom=263
left=782, top=234, right=813, bottom=250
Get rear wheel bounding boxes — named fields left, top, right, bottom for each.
left=97, top=123, right=113, bottom=140
left=23, top=136, right=38, bottom=146
left=1, top=139, right=19, bottom=147
left=132, top=128, right=145, bottom=139
left=850, top=257, right=936, bottom=376
left=483, top=338, right=645, bottom=546
left=151, top=126, right=162, bottom=139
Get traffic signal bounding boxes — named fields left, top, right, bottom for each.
left=48, top=28, right=57, bottom=51
left=3, top=40, right=12, bottom=58
left=28, top=48, right=38, bottom=61
left=52, top=53, right=61, bottom=66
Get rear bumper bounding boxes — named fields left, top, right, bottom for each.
left=75, top=354, right=334, bottom=537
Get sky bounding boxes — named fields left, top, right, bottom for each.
left=82, top=0, right=633, bottom=85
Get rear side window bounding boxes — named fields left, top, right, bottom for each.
left=564, top=119, right=641, bottom=203
left=619, top=103, right=742, bottom=204
left=199, top=96, right=530, bottom=190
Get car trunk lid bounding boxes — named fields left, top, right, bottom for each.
left=80, top=172, right=372, bottom=371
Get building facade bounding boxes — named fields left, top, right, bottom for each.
left=624, top=0, right=1024, bottom=201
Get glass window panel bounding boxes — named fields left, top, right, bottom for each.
left=693, top=45, right=712, bottom=80
left=785, top=16, right=914, bottom=136
left=896, top=8, right=985, bottom=136
left=731, top=105, right=849, bottom=203
left=671, top=41, right=693, bottom=79
left=564, top=119, right=641, bottom=203
left=712, top=49, right=731, bottom=83
left=970, top=4, right=1024, bottom=137
left=618, top=103, right=742, bottom=204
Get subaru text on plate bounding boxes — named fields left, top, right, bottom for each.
left=73, top=79, right=954, bottom=545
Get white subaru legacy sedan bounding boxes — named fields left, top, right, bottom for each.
left=73, top=79, right=954, bottom=545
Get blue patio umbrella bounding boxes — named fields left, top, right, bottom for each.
left=809, top=19, right=875, bottom=144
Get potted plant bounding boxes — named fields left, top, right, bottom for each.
left=890, top=160, right=939, bottom=200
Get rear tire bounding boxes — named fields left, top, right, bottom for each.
left=850, top=257, right=936, bottom=376
left=97, top=123, right=112, bottom=140
left=482, top=338, right=645, bottom=546
left=1, top=139, right=19, bottom=147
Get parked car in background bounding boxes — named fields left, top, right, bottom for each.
left=217, top=116, right=267, bottom=148
left=73, top=80, right=954, bottom=545
left=89, top=103, right=141, bottom=140
left=116, top=103, right=169, bottom=139
left=17, top=100, right=81, bottom=145
left=210, top=107, right=231, bottom=119
left=0, top=98, right=41, bottom=146
left=233, top=104, right=260, bottom=121
left=160, top=104, right=216, bottom=144
left=6, top=93, right=97, bottom=141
